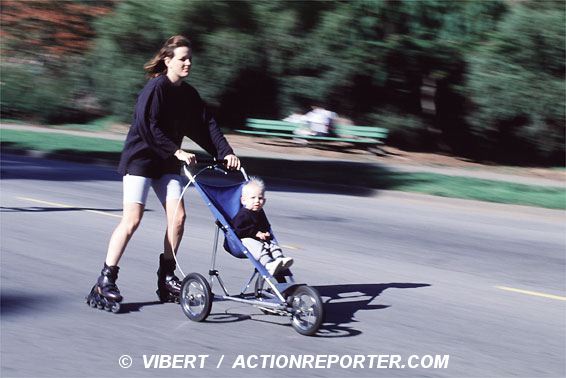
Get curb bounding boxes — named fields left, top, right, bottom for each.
left=2, top=123, right=564, bottom=187
left=3, top=147, right=564, bottom=214
left=2, top=147, right=121, bottom=166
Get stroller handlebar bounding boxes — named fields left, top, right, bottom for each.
left=190, top=158, right=227, bottom=166
left=183, top=159, right=248, bottom=181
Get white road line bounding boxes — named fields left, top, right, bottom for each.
left=16, top=196, right=122, bottom=218
left=496, top=286, right=566, bottom=301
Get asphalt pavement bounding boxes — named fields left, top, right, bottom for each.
left=1, top=154, right=565, bottom=378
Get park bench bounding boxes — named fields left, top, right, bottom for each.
left=236, top=118, right=388, bottom=155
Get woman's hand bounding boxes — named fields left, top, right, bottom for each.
left=174, top=149, right=197, bottom=165
left=223, top=154, right=241, bottom=170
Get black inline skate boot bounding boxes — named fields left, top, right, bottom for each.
left=85, top=263, right=122, bottom=313
left=156, top=253, right=181, bottom=303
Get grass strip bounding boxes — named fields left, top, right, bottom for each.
left=1, top=129, right=564, bottom=209
left=374, top=170, right=564, bottom=209
left=1, top=128, right=124, bottom=153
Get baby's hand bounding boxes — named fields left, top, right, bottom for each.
left=256, top=231, right=269, bottom=241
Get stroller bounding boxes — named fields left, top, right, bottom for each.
left=175, top=160, right=324, bottom=336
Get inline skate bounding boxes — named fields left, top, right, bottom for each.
left=85, top=263, right=122, bottom=313
left=156, top=253, right=181, bottom=303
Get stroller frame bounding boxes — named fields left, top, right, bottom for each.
left=177, top=161, right=324, bottom=336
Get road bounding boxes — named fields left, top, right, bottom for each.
left=1, top=154, right=565, bottom=378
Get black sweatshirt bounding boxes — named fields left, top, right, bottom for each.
left=232, top=208, right=272, bottom=241
left=118, top=75, right=234, bottom=178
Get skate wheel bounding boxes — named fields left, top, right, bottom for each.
left=86, top=286, right=97, bottom=308
left=110, top=302, right=121, bottom=313
left=156, top=290, right=179, bottom=303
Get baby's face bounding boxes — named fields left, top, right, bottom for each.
left=241, top=184, right=266, bottom=211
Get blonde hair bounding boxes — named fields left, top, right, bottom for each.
left=143, top=35, right=192, bottom=78
left=242, top=176, right=266, bottom=196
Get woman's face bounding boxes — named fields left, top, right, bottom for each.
left=165, top=46, right=192, bottom=82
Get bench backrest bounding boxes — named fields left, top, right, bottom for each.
left=246, top=118, right=388, bottom=138
left=334, top=125, right=388, bottom=138
left=246, top=118, right=297, bottom=132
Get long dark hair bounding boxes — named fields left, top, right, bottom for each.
left=143, top=35, right=192, bottom=78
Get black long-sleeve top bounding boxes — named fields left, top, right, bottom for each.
left=118, top=75, right=234, bottom=178
left=232, top=208, right=272, bottom=241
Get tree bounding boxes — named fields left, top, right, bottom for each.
left=1, top=0, right=113, bottom=59
left=5, top=0, right=563, bottom=164
left=0, top=0, right=114, bottom=122
left=464, top=2, right=565, bottom=163
left=280, top=0, right=507, bottom=150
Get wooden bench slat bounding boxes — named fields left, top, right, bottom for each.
left=236, top=129, right=380, bottom=144
left=238, top=118, right=388, bottom=154
left=335, top=126, right=387, bottom=133
left=246, top=123, right=296, bottom=131
left=335, top=130, right=388, bottom=138
left=247, top=119, right=298, bottom=127
left=246, top=123, right=386, bottom=136
left=335, top=125, right=386, bottom=131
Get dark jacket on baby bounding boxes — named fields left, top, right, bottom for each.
left=232, top=207, right=272, bottom=241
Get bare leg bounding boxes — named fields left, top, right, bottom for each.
left=162, top=198, right=186, bottom=259
left=156, top=199, right=185, bottom=302
left=105, top=202, right=144, bottom=266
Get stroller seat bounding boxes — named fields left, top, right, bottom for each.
left=197, top=181, right=247, bottom=258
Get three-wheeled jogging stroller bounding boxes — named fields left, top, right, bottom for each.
left=175, top=160, right=324, bottom=336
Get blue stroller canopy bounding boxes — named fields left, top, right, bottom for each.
left=198, top=182, right=244, bottom=221
left=197, top=181, right=246, bottom=258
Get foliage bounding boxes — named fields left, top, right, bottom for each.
left=1, top=0, right=113, bottom=58
left=464, top=3, right=565, bottom=163
left=0, top=0, right=114, bottom=122
left=366, top=110, right=428, bottom=150
left=1, top=0, right=564, bottom=165
left=87, top=0, right=184, bottom=119
left=1, top=63, right=72, bottom=122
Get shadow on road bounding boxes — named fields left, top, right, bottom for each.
left=1, top=151, right=434, bottom=197
left=313, top=283, right=431, bottom=338
left=0, top=206, right=125, bottom=214
left=207, top=313, right=252, bottom=323
left=1, top=292, right=62, bottom=317
left=206, top=283, right=431, bottom=337
left=118, top=300, right=164, bottom=314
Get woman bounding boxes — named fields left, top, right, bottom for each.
left=87, top=35, right=240, bottom=309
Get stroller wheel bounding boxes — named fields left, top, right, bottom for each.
left=289, top=286, right=324, bottom=336
left=180, top=273, right=212, bottom=322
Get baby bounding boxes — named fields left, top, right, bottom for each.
left=232, top=177, right=293, bottom=275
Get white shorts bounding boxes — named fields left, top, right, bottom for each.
left=123, top=174, right=185, bottom=205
